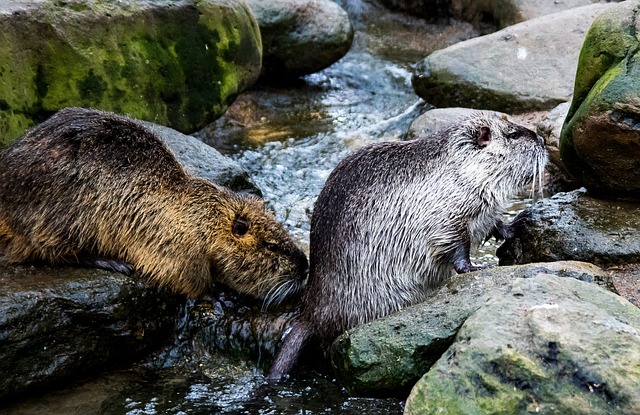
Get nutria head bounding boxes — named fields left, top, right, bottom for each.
left=201, top=185, right=308, bottom=308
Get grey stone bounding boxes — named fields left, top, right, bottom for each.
left=405, top=273, right=640, bottom=414
left=245, top=0, right=354, bottom=81
left=330, top=261, right=613, bottom=396
left=412, top=4, right=614, bottom=113
left=406, top=107, right=506, bottom=139
left=142, top=122, right=261, bottom=195
left=498, top=189, right=640, bottom=267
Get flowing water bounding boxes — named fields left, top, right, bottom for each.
left=3, top=1, right=542, bottom=413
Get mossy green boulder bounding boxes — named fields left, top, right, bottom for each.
left=0, top=0, right=262, bottom=146
left=560, top=1, right=640, bottom=200
left=405, top=274, right=640, bottom=415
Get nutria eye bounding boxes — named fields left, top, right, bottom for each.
left=232, top=218, right=249, bottom=238
left=265, top=242, right=278, bottom=251
left=507, top=131, right=520, bottom=140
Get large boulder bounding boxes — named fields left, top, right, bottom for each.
left=330, top=261, right=613, bottom=396
left=559, top=1, right=640, bottom=200
left=0, top=0, right=262, bottom=146
left=412, top=4, right=614, bottom=113
left=498, top=189, right=640, bottom=267
left=405, top=273, right=640, bottom=415
left=0, top=263, right=182, bottom=400
left=245, top=0, right=353, bottom=81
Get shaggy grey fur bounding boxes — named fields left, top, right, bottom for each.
left=268, top=112, right=547, bottom=380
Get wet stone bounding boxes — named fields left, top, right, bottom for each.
left=330, top=261, right=614, bottom=397
left=0, top=262, right=183, bottom=401
left=498, top=188, right=640, bottom=267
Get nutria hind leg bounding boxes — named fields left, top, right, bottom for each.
left=76, top=255, right=134, bottom=275
left=449, top=239, right=487, bottom=273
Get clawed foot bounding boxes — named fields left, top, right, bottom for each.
left=80, top=256, right=134, bottom=275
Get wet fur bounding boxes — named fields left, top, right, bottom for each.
left=268, top=112, right=548, bottom=379
left=0, top=107, right=308, bottom=302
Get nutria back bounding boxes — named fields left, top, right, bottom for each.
left=268, top=112, right=547, bottom=379
left=0, top=107, right=308, bottom=304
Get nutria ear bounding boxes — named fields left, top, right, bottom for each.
left=477, top=126, right=491, bottom=147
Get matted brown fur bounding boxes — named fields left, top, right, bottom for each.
left=0, top=107, right=308, bottom=302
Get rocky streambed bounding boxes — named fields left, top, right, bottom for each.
left=2, top=0, right=640, bottom=414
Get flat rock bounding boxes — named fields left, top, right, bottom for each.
left=0, top=263, right=182, bottom=400
left=405, top=107, right=506, bottom=139
left=405, top=273, right=640, bottom=414
left=412, top=4, right=614, bottom=113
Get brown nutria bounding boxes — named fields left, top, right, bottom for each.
left=268, top=112, right=548, bottom=379
left=0, top=107, right=308, bottom=304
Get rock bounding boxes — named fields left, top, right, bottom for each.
left=537, top=102, right=571, bottom=170
left=330, top=261, right=613, bottom=396
left=142, top=122, right=261, bottom=195
left=0, top=263, right=182, bottom=400
left=377, top=0, right=620, bottom=30
left=179, top=296, right=296, bottom=369
left=412, top=4, right=614, bottom=113
left=405, top=273, right=640, bottom=415
left=535, top=102, right=581, bottom=193
left=450, top=0, right=624, bottom=30
left=498, top=189, right=640, bottom=267
left=405, top=107, right=506, bottom=139
left=559, top=1, right=640, bottom=200
left=0, top=0, right=261, bottom=146
left=245, top=0, right=354, bottom=81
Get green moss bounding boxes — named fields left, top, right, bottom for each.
left=0, top=0, right=261, bottom=144
left=566, top=4, right=637, bottom=122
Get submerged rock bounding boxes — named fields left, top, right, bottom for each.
left=405, top=273, right=640, bottom=415
left=0, top=263, right=182, bottom=400
left=245, top=0, right=353, bottom=81
left=0, top=0, right=261, bottom=146
left=330, top=261, right=613, bottom=396
left=498, top=189, right=640, bottom=267
left=560, top=0, right=640, bottom=200
left=412, top=4, right=613, bottom=113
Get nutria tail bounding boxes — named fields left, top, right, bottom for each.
left=267, top=319, right=311, bottom=381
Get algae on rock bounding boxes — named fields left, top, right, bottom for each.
left=0, top=0, right=262, bottom=146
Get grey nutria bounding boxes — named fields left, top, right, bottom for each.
left=268, top=112, right=548, bottom=379
left=0, top=107, right=308, bottom=305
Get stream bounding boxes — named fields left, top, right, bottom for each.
left=3, top=1, right=537, bottom=414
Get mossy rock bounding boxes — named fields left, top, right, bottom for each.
left=0, top=0, right=262, bottom=146
left=560, top=1, right=640, bottom=200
